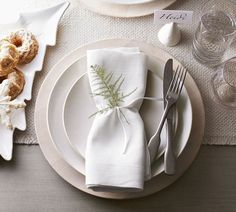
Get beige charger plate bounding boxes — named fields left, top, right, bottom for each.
left=79, top=0, right=176, bottom=18
left=35, top=39, right=205, bottom=199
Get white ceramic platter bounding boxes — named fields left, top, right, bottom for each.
left=79, top=0, right=176, bottom=18
left=61, top=56, right=192, bottom=167
left=35, top=39, right=205, bottom=199
left=0, top=2, right=69, bottom=160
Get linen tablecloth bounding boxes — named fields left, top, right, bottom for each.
left=1, top=0, right=236, bottom=145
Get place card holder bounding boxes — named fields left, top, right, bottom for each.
left=154, top=10, right=193, bottom=47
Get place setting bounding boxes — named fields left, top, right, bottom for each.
left=34, top=38, right=204, bottom=199
left=1, top=0, right=236, bottom=203
left=34, top=0, right=236, bottom=199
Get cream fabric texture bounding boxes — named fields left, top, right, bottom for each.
left=4, top=0, right=235, bottom=145
left=86, top=48, right=150, bottom=191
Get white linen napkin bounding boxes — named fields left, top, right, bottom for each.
left=86, top=48, right=151, bottom=192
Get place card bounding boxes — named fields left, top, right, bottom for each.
left=154, top=10, right=193, bottom=24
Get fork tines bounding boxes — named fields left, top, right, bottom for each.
left=169, top=66, right=187, bottom=96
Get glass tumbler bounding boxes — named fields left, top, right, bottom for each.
left=211, top=57, right=236, bottom=108
left=192, top=0, right=236, bottom=66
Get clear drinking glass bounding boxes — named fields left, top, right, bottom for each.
left=192, top=0, right=236, bottom=66
left=211, top=57, right=236, bottom=108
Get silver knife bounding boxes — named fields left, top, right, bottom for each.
left=163, top=59, right=176, bottom=175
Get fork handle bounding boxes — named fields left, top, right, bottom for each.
left=164, top=120, right=176, bottom=175
left=148, top=101, right=172, bottom=163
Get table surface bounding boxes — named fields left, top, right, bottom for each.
left=0, top=145, right=236, bottom=212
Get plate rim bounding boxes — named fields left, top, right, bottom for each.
left=79, top=0, right=176, bottom=18
left=101, top=0, right=155, bottom=5
left=35, top=39, right=205, bottom=199
left=46, top=61, right=86, bottom=174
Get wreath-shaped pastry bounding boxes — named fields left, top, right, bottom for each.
left=0, top=29, right=38, bottom=129
left=0, top=39, right=19, bottom=76
left=7, top=29, right=39, bottom=64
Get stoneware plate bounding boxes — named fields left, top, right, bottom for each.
left=35, top=39, right=205, bottom=199
left=47, top=52, right=191, bottom=176
left=79, top=0, right=176, bottom=18
left=102, top=0, right=156, bottom=5
left=61, top=56, right=192, bottom=170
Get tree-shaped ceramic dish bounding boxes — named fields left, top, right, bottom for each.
left=0, top=1, right=69, bottom=160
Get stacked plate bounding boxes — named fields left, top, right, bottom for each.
left=79, top=0, right=176, bottom=18
left=35, top=39, right=205, bottom=199
left=101, top=0, right=156, bottom=4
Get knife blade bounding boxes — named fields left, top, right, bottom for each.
left=163, top=58, right=176, bottom=175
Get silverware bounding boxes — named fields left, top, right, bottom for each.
left=148, top=66, right=187, bottom=163
left=163, top=59, right=175, bottom=175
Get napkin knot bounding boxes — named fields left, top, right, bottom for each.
left=115, top=96, right=163, bottom=154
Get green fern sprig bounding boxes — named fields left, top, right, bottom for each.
left=89, top=64, right=137, bottom=118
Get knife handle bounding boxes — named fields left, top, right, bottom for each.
left=164, top=120, right=176, bottom=175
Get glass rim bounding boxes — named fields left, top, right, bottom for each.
left=222, top=57, right=236, bottom=88
left=201, top=0, right=236, bottom=16
left=200, top=10, right=236, bottom=37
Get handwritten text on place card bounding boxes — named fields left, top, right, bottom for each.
left=154, top=10, right=193, bottom=24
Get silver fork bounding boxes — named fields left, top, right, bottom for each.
left=148, top=66, right=187, bottom=163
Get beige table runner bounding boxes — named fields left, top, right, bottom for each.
left=3, top=0, right=235, bottom=145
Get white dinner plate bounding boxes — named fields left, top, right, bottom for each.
left=47, top=53, right=192, bottom=177
left=79, top=0, right=176, bottom=18
left=47, top=59, right=86, bottom=175
left=62, top=56, right=192, bottom=163
left=101, top=0, right=155, bottom=5
left=35, top=39, right=205, bottom=199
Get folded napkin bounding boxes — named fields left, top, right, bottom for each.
left=86, top=47, right=151, bottom=192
